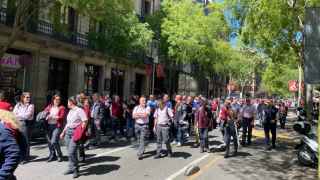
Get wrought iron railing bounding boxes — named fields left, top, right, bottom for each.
left=0, top=10, right=143, bottom=63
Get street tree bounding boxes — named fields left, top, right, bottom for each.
left=225, top=0, right=320, bottom=103
left=0, top=0, right=56, bottom=59
left=59, top=0, right=154, bottom=58
left=161, top=0, right=230, bottom=69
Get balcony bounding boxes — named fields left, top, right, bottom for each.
left=0, top=8, right=89, bottom=49
left=0, top=9, right=145, bottom=63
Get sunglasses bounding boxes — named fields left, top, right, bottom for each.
left=25, top=96, right=31, bottom=99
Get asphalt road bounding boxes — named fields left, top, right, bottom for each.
left=15, top=112, right=317, bottom=180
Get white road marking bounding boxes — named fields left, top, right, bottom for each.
left=165, top=154, right=210, bottom=180
left=95, top=146, right=132, bottom=157
left=95, top=142, right=157, bottom=157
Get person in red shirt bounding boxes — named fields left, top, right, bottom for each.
left=195, top=99, right=211, bottom=153
left=219, top=100, right=231, bottom=137
left=44, top=95, right=66, bottom=162
left=0, top=90, right=12, bottom=111
left=110, top=95, right=124, bottom=141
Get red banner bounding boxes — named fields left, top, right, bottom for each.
left=145, top=65, right=152, bottom=76
left=156, top=64, right=165, bottom=78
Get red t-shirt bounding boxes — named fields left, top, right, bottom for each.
left=0, top=101, right=12, bottom=111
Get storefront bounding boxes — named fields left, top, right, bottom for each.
left=0, top=49, right=32, bottom=103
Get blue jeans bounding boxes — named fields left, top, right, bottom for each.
left=177, top=124, right=187, bottom=144
left=47, top=124, right=63, bottom=158
left=198, top=128, right=209, bottom=150
left=65, top=128, right=78, bottom=172
left=126, top=116, right=135, bottom=138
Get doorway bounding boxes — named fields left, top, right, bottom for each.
left=48, top=57, right=70, bottom=105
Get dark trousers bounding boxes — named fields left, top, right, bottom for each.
left=65, top=128, right=78, bottom=172
left=156, top=125, right=172, bottom=156
left=148, top=113, right=155, bottom=139
left=135, top=124, right=148, bottom=157
left=241, top=117, right=253, bottom=145
left=177, top=124, right=187, bottom=144
left=224, top=121, right=238, bottom=156
left=264, top=123, right=277, bottom=147
left=47, top=124, right=63, bottom=158
left=198, top=128, right=209, bottom=150
left=111, top=118, right=124, bottom=139
left=20, top=120, right=31, bottom=160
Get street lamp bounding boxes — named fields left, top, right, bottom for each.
left=148, top=39, right=159, bottom=95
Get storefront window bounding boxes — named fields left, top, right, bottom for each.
left=0, top=52, right=32, bottom=103
left=84, top=64, right=100, bottom=95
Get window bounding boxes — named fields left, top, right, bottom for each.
left=77, top=14, right=89, bottom=35
left=1, top=0, right=7, bottom=8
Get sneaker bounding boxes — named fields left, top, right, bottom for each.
left=73, top=171, right=79, bottom=179
left=138, top=156, right=143, bottom=160
left=63, top=169, right=73, bottom=175
left=171, top=141, right=177, bottom=145
left=224, top=154, right=229, bottom=159
left=58, top=157, right=63, bottom=162
left=47, top=156, right=57, bottom=162
left=154, top=155, right=161, bottom=159
left=200, top=149, right=204, bottom=153
left=177, top=142, right=182, bottom=147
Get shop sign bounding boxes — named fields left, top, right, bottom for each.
left=0, top=54, right=32, bottom=69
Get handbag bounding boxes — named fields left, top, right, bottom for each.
left=72, top=124, right=88, bottom=142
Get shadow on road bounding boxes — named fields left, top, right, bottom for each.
left=80, top=164, right=120, bottom=176
left=172, top=151, right=192, bottom=159
left=83, top=155, right=120, bottom=165
left=219, top=138, right=317, bottom=180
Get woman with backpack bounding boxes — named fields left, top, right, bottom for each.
left=13, top=92, right=34, bottom=164
left=153, top=100, right=174, bottom=159
left=43, top=94, right=66, bottom=162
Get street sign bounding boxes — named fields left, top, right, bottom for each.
left=304, top=7, right=320, bottom=84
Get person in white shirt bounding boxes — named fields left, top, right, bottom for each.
left=239, top=98, right=256, bottom=146
left=13, top=92, right=34, bottom=163
left=153, top=99, right=174, bottom=159
left=60, top=97, right=88, bottom=179
left=132, top=96, right=150, bottom=160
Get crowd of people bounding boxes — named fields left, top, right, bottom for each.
left=0, top=89, right=293, bottom=179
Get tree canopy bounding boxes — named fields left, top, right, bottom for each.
left=59, top=0, right=154, bottom=57
left=161, top=0, right=231, bottom=70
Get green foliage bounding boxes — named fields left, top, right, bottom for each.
left=262, top=61, right=299, bottom=97
left=59, top=0, right=153, bottom=58
left=161, top=0, right=231, bottom=68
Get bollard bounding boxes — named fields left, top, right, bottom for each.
left=184, top=165, right=200, bottom=176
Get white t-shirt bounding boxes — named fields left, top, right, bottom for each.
left=66, top=106, right=88, bottom=129
left=48, top=106, right=59, bottom=125
left=133, top=105, right=150, bottom=124
left=154, top=107, right=174, bottom=125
